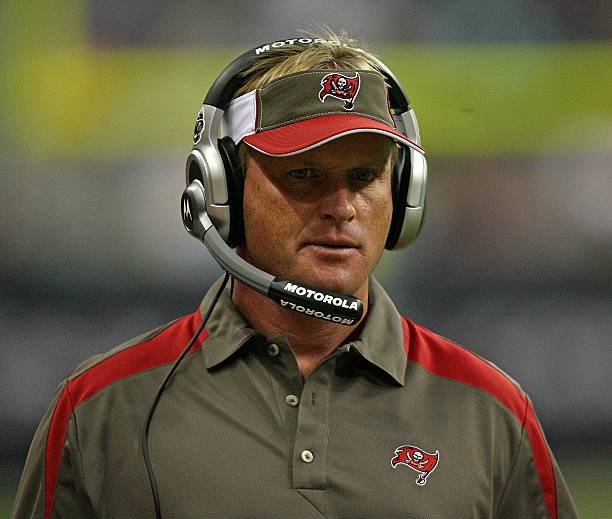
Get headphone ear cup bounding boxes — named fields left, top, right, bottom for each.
left=385, top=147, right=409, bottom=250
left=217, top=136, right=244, bottom=247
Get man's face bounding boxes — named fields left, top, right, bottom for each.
left=238, top=133, right=395, bottom=298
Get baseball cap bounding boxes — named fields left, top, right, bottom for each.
left=220, top=69, right=425, bottom=156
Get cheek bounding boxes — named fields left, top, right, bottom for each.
left=361, top=186, right=394, bottom=245
left=242, top=182, right=270, bottom=245
left=241, top=177, right=299, bottom=250
left=375, top=205, right=394, bottom=250
left=245, top=170, right=314, bottom=223
left=241, top=183, right=257, bottom=237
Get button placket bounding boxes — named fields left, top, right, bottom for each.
left=291, top=361, right=333, bottom=490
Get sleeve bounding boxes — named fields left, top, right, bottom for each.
left=495, top=397, right=580, bottom=519
left=11, top=381, right=94, bottom=519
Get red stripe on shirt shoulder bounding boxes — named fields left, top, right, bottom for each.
left=400, top=316, right=557, bottom=519
left=400, top=317, right=525, bottom=417
left=44, top=310, right=205, bottom=519
left=524, top=398, right=558, bottom=519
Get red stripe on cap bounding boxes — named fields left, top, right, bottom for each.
left=44, top=310, right=205, bottom=519
left=244, top=114, right=424, bottom=156
left=400, top=317, right=557, bottom=519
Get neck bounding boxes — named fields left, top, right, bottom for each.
left=232, top=279, right=368, bottom=379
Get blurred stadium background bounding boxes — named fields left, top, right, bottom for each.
left=1, top=1, right=611, bottom=517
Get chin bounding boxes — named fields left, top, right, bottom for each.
left=289, top=268, right=367, bottom=297
left=239, top=247, right=369, bottom=296
left=291, top=248, right=376, bottom=296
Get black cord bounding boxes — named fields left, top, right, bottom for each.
left=142, top=273, right=230, bottom=519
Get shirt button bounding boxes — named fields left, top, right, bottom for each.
left=285, top=394, right=299, bottom=407
left=301, top=450, right=314, bottom=463
left=267, top=343, right=280, bottom=357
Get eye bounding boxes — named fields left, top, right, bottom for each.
left=288, top=169, right=315, bottom=180
left=351, top=169, right=376, bottom=182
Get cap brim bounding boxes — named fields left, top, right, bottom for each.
left=242, top=114, right=424, bottom=157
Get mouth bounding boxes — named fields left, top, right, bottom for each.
left=308, top=243, right=357, bottom=249
left=301, top=240, right=361, bottom=258
left=304, top=237, right=360, bottom=249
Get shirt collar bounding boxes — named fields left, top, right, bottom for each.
left=199, top=276, right=407, bottom=385
left=348, top=277, right=407, bottom=386
left=199, top=277, right=263, bottom=369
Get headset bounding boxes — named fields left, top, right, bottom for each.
left=180, top=38, right=428, bottom=326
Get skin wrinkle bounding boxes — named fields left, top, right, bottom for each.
left=233, top=133, right=394, bottom=378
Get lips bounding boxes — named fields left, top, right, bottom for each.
left=304, top=238, right=360, bottom=249
left=303, top=230, right=360, bottom=245
left=300, top=235, right=362, bottom=262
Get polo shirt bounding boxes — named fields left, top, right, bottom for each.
left=11, top=277, right=579, bottom=519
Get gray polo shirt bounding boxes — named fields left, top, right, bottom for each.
left=11, top=278, right=579, bottom=519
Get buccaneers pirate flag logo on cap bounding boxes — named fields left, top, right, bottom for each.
left=319, top=72, right=361, bottom=110
left=391, top=445, right=440, bottom=486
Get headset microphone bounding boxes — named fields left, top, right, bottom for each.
left=181, top=180, right=364, bottom=326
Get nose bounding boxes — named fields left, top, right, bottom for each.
left=318, top=185, right=356, bottom=225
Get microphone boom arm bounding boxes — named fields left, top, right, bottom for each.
left=182, top=181, right=363, bottom=326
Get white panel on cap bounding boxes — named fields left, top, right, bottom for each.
left=221, top=90, right=257, bottom=143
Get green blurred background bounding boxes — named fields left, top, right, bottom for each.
left=2, top=1, right=611, bottom=517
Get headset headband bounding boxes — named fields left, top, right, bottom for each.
left=203, top=38, right=411, bottom=112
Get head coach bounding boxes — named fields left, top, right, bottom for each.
left=12, top=32, right=579, bottom=519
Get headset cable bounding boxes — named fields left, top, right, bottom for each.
left=142, top=272, right=230, bottom=519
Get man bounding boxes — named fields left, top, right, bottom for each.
left=12, top=35, right=579, bottom=518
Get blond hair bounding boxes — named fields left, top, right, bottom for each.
left=234, top=29, right=382, bottom=97
left=234, top=29, right=397, bottom=167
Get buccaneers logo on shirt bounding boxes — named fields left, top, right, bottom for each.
left=391, top=445, right=440, bottom=486
left=318, top=72, right=361, bottom=110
